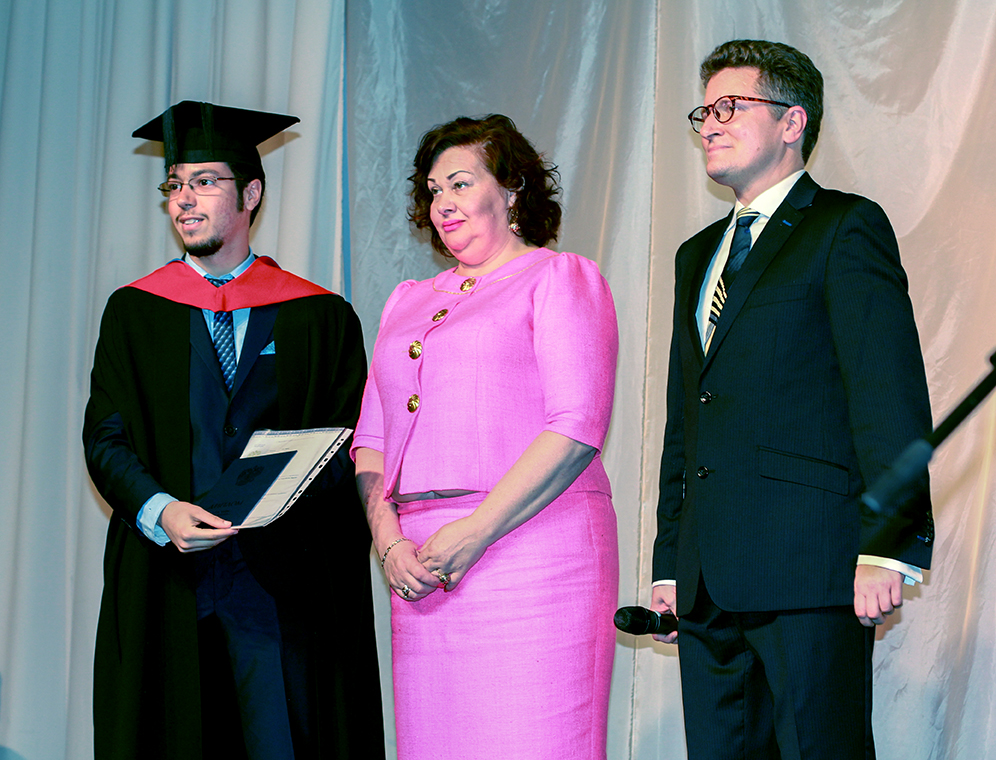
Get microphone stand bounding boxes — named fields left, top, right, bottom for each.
left=863, top=348, right=996, bottom=516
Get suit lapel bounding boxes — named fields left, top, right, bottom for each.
left=702, top=174, right=819, bottom=371
left=231, top=304, right=279, bottom=396
left=681, top=218, right=730, bottom=367
left=190, top=309, right=226, bottom=388
left=189, top=304, right=280, bottom=397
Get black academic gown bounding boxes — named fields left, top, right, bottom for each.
left=83, top=284, right=384, bottom=760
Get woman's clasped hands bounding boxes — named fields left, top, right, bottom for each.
left=385, top=516, right=489, bottom=602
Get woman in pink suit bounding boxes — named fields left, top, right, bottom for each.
left=353, top=114, right=618, bottom=759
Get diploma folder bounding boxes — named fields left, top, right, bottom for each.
left=198, top=427, right=353, bottom=528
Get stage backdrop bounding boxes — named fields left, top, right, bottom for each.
left=1, top=1, right=994, bottom=758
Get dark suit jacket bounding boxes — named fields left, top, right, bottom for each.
left=83, top=286, right=383, bottom=759
left=653, top=173, right=933, bottom=617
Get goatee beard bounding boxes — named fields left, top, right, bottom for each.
left=185, top=237, right=224, bottom=258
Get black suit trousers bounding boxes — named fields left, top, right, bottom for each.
left=677, top=575, right=875, bottom=760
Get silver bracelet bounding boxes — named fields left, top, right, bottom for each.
left=380, top=537, right=413, bottom=568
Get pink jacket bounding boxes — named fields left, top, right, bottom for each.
left=352, top=247, right=618, bottom=500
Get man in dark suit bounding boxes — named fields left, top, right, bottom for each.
left=83, top=102, right=384, bottom=759
left=651, top=41, right=933, bottom=759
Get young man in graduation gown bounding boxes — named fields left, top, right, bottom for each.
left=650, top=42, right=933, bottom=759
left=83, top=101, right=384, bottom=760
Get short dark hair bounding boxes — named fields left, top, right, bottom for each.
left=408, top=114, right=562, bottom=257
left=228, top=160, right=266, bottom=226
left=701, top=40, right=824, bottom=163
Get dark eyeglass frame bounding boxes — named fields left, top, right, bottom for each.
left=157, top=176, right=238, bottom=198
left=688, top=95, right=793, bottom=133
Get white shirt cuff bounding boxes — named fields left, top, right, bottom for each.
left=858, top=555, right=923, bottom=586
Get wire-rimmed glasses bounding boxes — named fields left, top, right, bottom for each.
left=157, top=176, right=237, bottom=198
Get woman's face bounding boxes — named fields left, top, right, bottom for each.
left=427, top=145, right=516, bottom=269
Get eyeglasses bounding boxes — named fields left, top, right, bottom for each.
left=157, top=176, right=237, bottom=198
left=688, top=95, right=793, bottom=133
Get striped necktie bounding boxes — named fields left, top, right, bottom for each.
left=205, top=275, right=236, bottom=392
left=704, top=208, right=759, bottom=353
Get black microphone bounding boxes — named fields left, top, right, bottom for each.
left=861, top=438, right=933, bottom=515
left=614, top=606, right=678, bottom=636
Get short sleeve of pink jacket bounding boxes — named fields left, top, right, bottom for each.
left=352, top=248, right=618, bottom=499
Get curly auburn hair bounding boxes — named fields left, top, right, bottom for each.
left=408, top=114, right=562, bottom=257
left=701, top=40, right=824, bottom=164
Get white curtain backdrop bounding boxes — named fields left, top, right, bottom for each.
left=1, top=1, right=994, bottom=758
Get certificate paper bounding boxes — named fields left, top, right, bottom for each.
left=202, top=427, right=353, bottom=529
left=198, top=451, right=295, bottom=525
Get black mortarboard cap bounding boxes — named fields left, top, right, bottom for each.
left=132, top=101, right=299, bottom=174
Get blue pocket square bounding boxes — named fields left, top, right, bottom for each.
left=260, top=341, right=276, bottom=355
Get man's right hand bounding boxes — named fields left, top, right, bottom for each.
left=159, top=501, right=238, bottom=552
left=651, top=584, right=679, bottom=644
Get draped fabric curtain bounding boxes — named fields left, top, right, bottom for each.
left=2, top=1, right=994, bottom=758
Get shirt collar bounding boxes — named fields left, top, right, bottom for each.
left=730, top=170, right=807, bottom=226
left=183, top=250, right=257, bottom=280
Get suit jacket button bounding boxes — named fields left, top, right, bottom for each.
left=432, top=309, right=448, bottom=322
left=408, top=340, right=422, bottom=359
left=407, top=394, right=420, bottom=413
left=696, top=466, right=710, bottom=479
left=224, top=425, right=238, bottom=437
left=700, top=391, right=713, bottom=404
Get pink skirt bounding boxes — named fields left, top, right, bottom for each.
left=391, top=489, right=618, bottom=760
